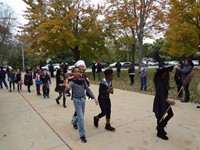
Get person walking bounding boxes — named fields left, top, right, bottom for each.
left=128, top=62, right=135, bottom=85
left=93, top=68, right=115, bottom=132
left=0, top=66, right=8, bottom=89
left=115, top=61, right=122, bottom=78
left=153, top=64, right=175, bottom=140
left=7, top=67, right=16, bottom=92
left=91, top=62, right=96, bottom=80
left=65, top=67, right=98, bottom=143
left=35, top=69, right=42, bottom=95
left=96, top=61, right=102, bottom=82
left=16, top=69, right=23, bottom=91
left=24, top=68, right=33, bottom=93
left=177, top=59, right=194, bottom=102
left=55, top=69, right=67, bottom=108
left=41, top=69, right=51, bottom=99
left=174, top=61, right=184, bottom=99
left=49, top=64, right=54, bottom=78
left=139, top=63, right=148, bottom=91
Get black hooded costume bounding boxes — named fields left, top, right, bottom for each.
left=153, top=53, right=174, bottom=140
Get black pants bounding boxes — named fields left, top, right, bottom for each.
left=184, top=83, right=190, bottom=102
left=9, top=82, right=15, bottom=90
left=17, top=84, right=22, bottom=91
left=157, top=107, right=174, bottom=134
left=27, top=85, right=31, bottom=92
left=43, top=83, right=49, bottom=97
left=97, top=98, right=111, bottom=119
left=175, top=80, right=183, bottom=98
left=92, top=71, right=95, bottom=80
left=129, top=75, right=135, bottom=85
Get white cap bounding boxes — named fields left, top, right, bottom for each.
left=75, top=60, right=86, bottom=68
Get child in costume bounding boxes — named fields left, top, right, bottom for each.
left=93, top=68, right=115, bottom=132
left=153, top=63, right=175, bottom=140
left=41, top=69, right=51, bottom=99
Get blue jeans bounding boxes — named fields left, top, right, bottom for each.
left=73, top=98, right=86, bottom=137
left=140, top=77, right=147, bottom=91
left=0, top=78, right=8, bottom=89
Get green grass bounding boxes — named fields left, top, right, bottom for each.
left=85, top=68, right=200, bottom=103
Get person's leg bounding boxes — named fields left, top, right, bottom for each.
left=12, top=82, right=15, bottom=90
left=55, top=91, right=62, bottom=104
left=183, top=83, right=190, bottom=102
left=47, top=84, right=50, bottom=98
left=0, top=79, right=2, bottom=89
left=93, top=71, right=95, bottom=80
left=73, top=99, right=86, bottom=142
left=17, top=84, right=20, bottom=91
left=94, top=99, right=106, bottom=127
left=42, top=85, right=45, bottom=98
left=28, top=85, right=31, bottom=92
left=98, top=72, right=101, bottom=81
left=105, top=99, right=115, bottom=131
left=140, top=77, right=143, bottom=91
left=177, top=83, right=183, bottom=98
left=2, top=79, right=8, bottom=89
left=63, top=91, right=66, bottom=108
left=9, top=82, right=12, bottom=92
left=143, top=77, right=147, bottom=91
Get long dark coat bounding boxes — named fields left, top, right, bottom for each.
left=153, top=79, right=169, bottom=119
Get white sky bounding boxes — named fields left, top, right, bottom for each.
left=0, top=0, right=154, bottom=43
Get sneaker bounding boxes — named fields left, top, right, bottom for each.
left=55, top=98, right=60, bottom=105
left=94, top=116, right=99, bottom=128
left=80, top=136, right=87, bottom=143
left=105, top=124, right=115, bottom=132
left=157, top=133, right=168, bottom=140
left=9, top=90, right=12, bottom=92
left=73, top=124, right=78, bottom=129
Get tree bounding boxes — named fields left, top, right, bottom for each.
left=165, top=0, right=200, bottom=59
left=0, top=2, right=16, bottom=65
left=104, top=0, right=169, bottom=68
left=21, top=0, right=107, bottom=62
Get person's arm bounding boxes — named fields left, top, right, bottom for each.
left=178, top=66, right=192, bottom=74
left=84, top=82, right=98, bottom=105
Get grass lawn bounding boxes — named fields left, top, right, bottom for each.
left=85, top=68, right=200, bottom=103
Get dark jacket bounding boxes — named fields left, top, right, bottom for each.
left=116, top=62, right=122, bottom=71
left=0, top=70, right=6, bottom=79
left=96, top=63, right=102, bottom=73
left=174, top=68, right=182, bottom=85
left=153, top=79, right=169, bottom=119
left=24, top=73, right=33, bottom=86
left=178, top=65, right=192, bottom=81
left=41, top=73, right=51, bottom=84
left=98, top=79, right=112, bottom=100
left=7, top=71, right=15, bottom=82
left=92, top=63, right=96, bottom=72
left=16, top=73, right=22, bottom=83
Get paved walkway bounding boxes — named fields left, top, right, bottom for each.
left=0, top=78, right=200, bottom=150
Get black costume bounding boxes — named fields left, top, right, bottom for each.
left=97, top=79, right=112, bottom=119
left=174, top=68, right=183, bottom=98
left=24, top=71, right=33, bottom=92
left=41, top=73, right=51, bottom=98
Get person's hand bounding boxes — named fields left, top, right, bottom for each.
left=166, top=99, right=175, bottom=106
left=110, top=87, right=114, bottom=94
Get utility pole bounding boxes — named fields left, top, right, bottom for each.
left=22, top=42, right=25, bottom=71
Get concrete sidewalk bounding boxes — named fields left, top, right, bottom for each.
left=0, top=78, right=200, bottom=150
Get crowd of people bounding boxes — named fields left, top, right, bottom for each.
left=0, top=53, right=199, bottom=142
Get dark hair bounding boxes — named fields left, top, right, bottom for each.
left=0, top=66, right=3, bottom=70
left=72, top=67, right=80, bottom=73
left=104, top=68, right=113, bottom=78
left=185, top=59, right=194, bottom=68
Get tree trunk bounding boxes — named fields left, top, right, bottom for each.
left=131, top=43, right=136, bottom=72
left=72, top=45, right=80, bottom=61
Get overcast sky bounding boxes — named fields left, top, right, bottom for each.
left=0, top=0, right=154, bottom=43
